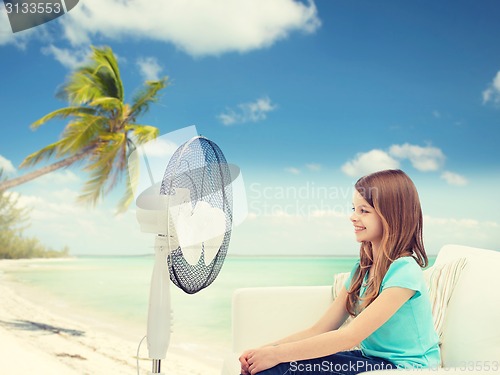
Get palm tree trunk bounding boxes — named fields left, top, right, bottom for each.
left=0, top=152, right=88, bottom=191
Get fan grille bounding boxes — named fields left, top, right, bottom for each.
left=160, top=136, right=233, bottom=294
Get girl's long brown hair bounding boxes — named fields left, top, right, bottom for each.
left=346, top=169, right=428, bottom=316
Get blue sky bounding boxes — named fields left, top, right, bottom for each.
left=1, top=0, right=499, bottom=256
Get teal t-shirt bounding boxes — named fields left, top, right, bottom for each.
left=344, top=257, right=441, bottom=369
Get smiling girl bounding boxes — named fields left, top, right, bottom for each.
left=239, top=169, right=440, bottom=375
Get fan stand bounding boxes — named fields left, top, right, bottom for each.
left=136, top=185, right=173, bottom=374
left=147, top=235, right=171, bottom=374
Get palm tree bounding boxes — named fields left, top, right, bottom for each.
left=0, top=46, right=167, bottom=212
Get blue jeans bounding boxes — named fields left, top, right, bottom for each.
left=250, top=350, right=395, bottom=375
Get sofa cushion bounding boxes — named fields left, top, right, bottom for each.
left=232, top=286, right=333, bottom=353
left=433, top=245, right=500, bottom=367
left=423, top=257, right=467, bottom=343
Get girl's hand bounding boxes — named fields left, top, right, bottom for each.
left=239, top=349, right=252, bottom=375
left=244, top=346, right=280, bottom=375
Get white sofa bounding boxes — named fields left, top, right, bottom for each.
left=221, top=244, right=500, bottom=374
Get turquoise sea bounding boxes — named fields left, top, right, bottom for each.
left=1, top=256, right=358, bottom=352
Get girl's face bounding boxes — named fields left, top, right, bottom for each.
left=350, top=190, right=384, bottom=251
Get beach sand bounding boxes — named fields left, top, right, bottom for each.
left=0, top=259, right=223, bottom=375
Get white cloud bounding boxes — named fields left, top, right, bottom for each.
left=136, top=57, right=163, bottom=81
left=482, top=70, right=500, bottom=105
left=33, top=170, right=80, bottom=186
left=12, top=192, right=44, bottom=208
left=441, top=171, right=468, bottom=186
left=41, top=45, right=89, bottom=69
left=341, top=149, right=400, bottom=177
left=342, top=143, right=453, bottom=179
left=432, top=110, right=441, bottom=118
left=15, top=191, right=81, bottom=220
left=49, top=187, right=79, bottom=202
left=60, top=0, right=320, bottom=57
left=283, top=163, right=321, bottom=174
left=218, top=96, right=277, bottom=125
left=285, top=167, right=300, bottom=175
left=0, top=155, right=16, bottom=174
left=306, top=163, right=321, bottom=172
left=389, top=143, right=445, bottom=172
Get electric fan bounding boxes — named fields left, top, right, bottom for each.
left=135, top=135, right=235, bottom=374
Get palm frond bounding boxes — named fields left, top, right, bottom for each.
left=129, top=78, right=168, bottom=119
left=31, top=107, right=96, bottom=129
left=125, top=124, right=159, bottom=145
left=89, top=97, right=123, bottom=112
left=78, top=133, right=126, bottom=205
left=116, top=168, right=136, bottom=214
left=20, top=139, right=66, bottom=168
left=91, top=46, right=124, bottom=101
left=58, top=116, right=105, bottom=155
left=63, top=69, right=106, bottom=104
left=118, top=147, right=140, bottom=211
left=76, top=171, right=109, bottom=206
left=61, top=47, right=124, bottom=105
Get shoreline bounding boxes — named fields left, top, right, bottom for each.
left=0, top=258, right=224, bottom=374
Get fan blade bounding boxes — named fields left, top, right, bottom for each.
left=203, top=234, right=224, bottom=266
left=202, top=205, right=226, bottom=266
left=172, top=201, right=226, bottom=266
left=181, top=244, right=203, bottom=266
left=167, top=188, right=192, bottom=249
left=174, top=201, right=203, bottom=266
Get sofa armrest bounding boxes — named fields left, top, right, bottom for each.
left=231, top=285, right=333, bottom=353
